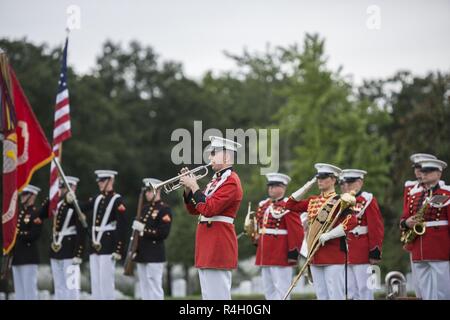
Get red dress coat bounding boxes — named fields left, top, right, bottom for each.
left=400, top=184, right=450, bottom=262
left=402, top=180, right=418, bottom=222
left=347, top=192, right=384, bottom=264
left=184, top=167, right=243, bottom=269
left=255, top=198, right=304, bottom=266
left=285, top=191, right=357, bottom=265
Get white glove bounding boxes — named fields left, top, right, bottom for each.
left=319, top=224, right=346, bottom=246
left=132, top=220, right=145, bottom=234
left=65, top=192, right=75, bottom=204
left=112, top=252, right=122, bottom=261
left=72, top=257, right=82, bottom=265
left=291, top=177, right=317, bottom=201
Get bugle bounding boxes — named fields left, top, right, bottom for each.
left=148, top=163, right=212, bottom=194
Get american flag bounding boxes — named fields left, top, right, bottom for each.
left=49, top=37, right=72, bottom=216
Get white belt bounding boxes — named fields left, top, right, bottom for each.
left=350, top=225, right=368, bottom=235
left=425, top=221, right=448, bottom=227
left=94, top=221, right=117, bottom=232
left=259, top=228, right=288, bottom=235
left=199, top=215, right=234, bottom=224
left=54, top=226, right=77, bottom=237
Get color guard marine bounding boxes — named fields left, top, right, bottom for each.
left=11, top=185, right=43, bottom=300
left=49, top=176, right=86, bottom=300
left=84, top=170, right=127, bottom=300
left=131, top=178, right=173, bottom=300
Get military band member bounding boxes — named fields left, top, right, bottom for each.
left=180, top=136, right=243, bottom=300
left=11, top=185, right=43, bottom=300
left=85, top=170, right=127, bottom=300
left=254, top=173, right=304, bottom=300
left=49, top=176, right=86, bottom=300
left=285, top=163, right=357, bottom=300
left=402, top=154, right=441, bottom=224
left=340, top=169, right=384, bottom=300
left=401, top=153, right=440, bottom=298
left=131, top=178, right=173, bottom=300
left=339, top=176, right=349, bottom=193
left=400, top=158, right=450, bottom=299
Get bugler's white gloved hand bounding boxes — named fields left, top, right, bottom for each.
left=72, top=257, right=82, bottom=265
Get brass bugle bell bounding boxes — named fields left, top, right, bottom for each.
left=147, top=163, right=212, bottom=194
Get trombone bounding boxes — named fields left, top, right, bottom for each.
left=147, top=163, right=212, bottom=194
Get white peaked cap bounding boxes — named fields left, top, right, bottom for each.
left=417, top=159, right=447, bottom=171
left=207, top=136, right=242, bottom=152
left=265, top=173, right=291, bottom=185
left=410, top=153, right=436, bottom=164
left=64, top=176, right=80, bottom=186
left=314, top=163, right=342, bottom=177
left=23, top=184, right=41, bottom=195
left=94, top=170, right=118, bottom=179
left=341, top=169, right=367, bottom=180
left=143, top=178, right=162, bottom=187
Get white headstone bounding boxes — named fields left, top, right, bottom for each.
left=40, top=290, right=51, bottom=300
left=405, top=272, right=414, bottom=292
left=251, top=275, right=264, bottom=294
left=134, top=282, right=141, bottom=299
left=239, top=280, right=252, bottom=295
left=172, top=278, right=187, bottom=298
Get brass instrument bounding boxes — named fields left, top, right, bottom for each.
left=283, top=192, right=356, bottom=300
left=385, top=271, right=407, bottom=299
left=401, top=194, right=450, bottom=245
left=242, top=202, right=257, bottom=239
left=148, top=163, right=212, bottom=194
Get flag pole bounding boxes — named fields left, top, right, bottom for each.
left=0, top=134, right=14, bottom=281
left=52, top=157, right=88, bottom=228
left=58, top=142, right=63, bottom=161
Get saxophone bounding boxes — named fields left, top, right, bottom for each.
left=400, top=192, right=430, bottom=245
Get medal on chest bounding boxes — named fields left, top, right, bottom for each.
left=353, top=202, right=364, bottom=214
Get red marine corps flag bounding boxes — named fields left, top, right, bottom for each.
left=0, top=51, right=53, bottom=255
